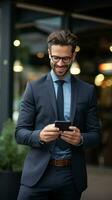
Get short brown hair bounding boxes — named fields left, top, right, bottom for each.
left=47, top=29, right=78, bottom=53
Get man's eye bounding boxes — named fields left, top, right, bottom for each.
left=53, top=56, right=59, bottom=60
left=63, top=57, right=69, bottom=61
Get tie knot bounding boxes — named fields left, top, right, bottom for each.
left=56, top=80, right=65, bottom=86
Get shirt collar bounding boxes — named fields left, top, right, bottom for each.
left=50, top=69, right=71, bottom=83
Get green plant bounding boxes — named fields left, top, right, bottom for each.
left=0, top=118, right=28, bottom=171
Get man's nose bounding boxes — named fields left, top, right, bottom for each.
left=57, top=58, right=64, bottom=66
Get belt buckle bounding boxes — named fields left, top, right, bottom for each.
left=55, top=160, right=63, bottom=166
left=50, top=159, right=71, bottom=167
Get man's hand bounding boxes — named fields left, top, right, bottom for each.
left=39, top=124, right=60, bottom=143
left=60, top=126, right=82, bottom=145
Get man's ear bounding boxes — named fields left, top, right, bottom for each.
left=48, top=49, right=51, bottom=59
left=72, top=52, right=77, bottom=61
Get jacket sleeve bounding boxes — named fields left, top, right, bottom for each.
left=82, top=86, right=101, bottom=148
left=15, top=82, right=46, bottom=148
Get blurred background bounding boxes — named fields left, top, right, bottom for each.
left=0, top=0, right=112, bottom=199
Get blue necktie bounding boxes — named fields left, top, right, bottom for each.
left=56, top=80, right=70, bottom=150
left=56, top=80, right=65, bottom=121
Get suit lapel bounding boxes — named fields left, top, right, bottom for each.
left=46, top=73, right=58, bottom=119
left=70, top=76, right=78, bottom=123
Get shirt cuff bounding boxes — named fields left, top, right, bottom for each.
left=39, top=139, right=46, bottom=145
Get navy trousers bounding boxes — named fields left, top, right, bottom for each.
left=17, top=165, right=82, bottom=200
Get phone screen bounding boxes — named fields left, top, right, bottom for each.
left=55, top=121, right=71, bottom=131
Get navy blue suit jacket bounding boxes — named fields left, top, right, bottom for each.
left=15, top=73, right=100, bottom=192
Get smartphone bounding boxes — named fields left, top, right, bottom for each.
left=55, top=120, right=72, bottom=131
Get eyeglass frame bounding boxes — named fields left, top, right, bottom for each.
left=50, top=55, right=73, bottom=64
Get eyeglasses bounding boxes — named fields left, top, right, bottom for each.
left=51, top=55, right=72, bottom=64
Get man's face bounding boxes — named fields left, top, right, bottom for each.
left=48, top=45, right=76, bottom=78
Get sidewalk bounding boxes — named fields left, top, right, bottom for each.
left=81, top=165, right=112, bottom=200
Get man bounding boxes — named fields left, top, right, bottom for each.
left=15, top=30, right=101, bottom=200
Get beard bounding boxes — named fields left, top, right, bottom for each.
left=50, top=60, right=72, bottom=77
